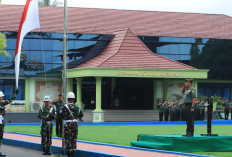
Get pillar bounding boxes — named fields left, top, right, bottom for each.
left=68, top=78, right=73, bottom=93
left=194, top=80, right=198, bottom=98
left=25, top=77, right=30, bottom=112
left=93, top=77, right=104, bottom=122
left=76, top=78, right=83, bottom=107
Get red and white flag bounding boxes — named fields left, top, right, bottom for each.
left=15, top=0, right=40, bottom=89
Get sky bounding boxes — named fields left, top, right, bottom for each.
left=1, top=0, right=232, bottom=17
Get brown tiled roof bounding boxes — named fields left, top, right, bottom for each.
left=76, top=28, right=196, bottom=69
left=1, top=5, right=232, bottom=39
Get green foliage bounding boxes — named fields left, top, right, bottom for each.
left=0, top=33, right=11, bottom=57
left=38, top=0, right=63, bottom=6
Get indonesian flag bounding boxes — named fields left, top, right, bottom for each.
left=15, top=0, right=40, bottom=89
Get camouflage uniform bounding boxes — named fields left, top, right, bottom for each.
left=60, top=103, right=83, bottom=156
left=0, top=96, right=15, bottom=144
left=38, top=105, right=56, bottom=149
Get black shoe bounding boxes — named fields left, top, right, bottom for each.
left=42, top=147, right=47, bottom=155
left=46, top=147, right=52, bottom=155
left=182, top=134, right=188, bottom=136
left=0, top=152, right=6, bottom=157
left=186, top=134, right=193, bottom=137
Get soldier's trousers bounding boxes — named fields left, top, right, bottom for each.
left=170, top=111, right=174, bottom=121
left=164, top=110, right=169, bottom=121
left=195, top=109, right=200, bottom=121
left=64, top=122, right=78, bottom=155
left=184, top=104, right=194, bottom=135
left=200, top=110, right=205, bottom=120
left=224, top=109, right=229, bottom=120
left=0, top=123, right=5, bottom=144
left=40, top=123, right=53, bottom=148
left=56, top=117, right=62, bottom=137
left=176, top=110, right=180, bottom=121
left=159, top=113, right=163, bottom=122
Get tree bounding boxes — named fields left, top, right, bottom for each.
left=38, top=0, right=63, bottom=6
left=0, top=32, right=11, bottom=57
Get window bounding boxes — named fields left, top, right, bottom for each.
left=0, top=79, right=25, bottom=100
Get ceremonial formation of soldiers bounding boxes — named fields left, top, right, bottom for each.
left=157, top=99, right=207, bottom=122
left=38, top=92, right=83, bottom=157
left=222, top=99, right=232, bottom=120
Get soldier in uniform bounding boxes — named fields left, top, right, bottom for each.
left=60, top=92, right=83, bottom=157
left=38, top=96, right=56, bottom=155
left=0, top=90, right=17, bottom=156
left=157, top=102, right=164, bottom=122
left=163, top=101, right=169, bottom=121
left=176, top=101, right=181, bottom=121
left=180, top=101, right=185, bottom=121
left=50, top=94, right=63, bottom=137
left=194, top=100, right=201, bottom=121
left=200, top=100, right=205, bottom=120
left=182, top=79, right=196, bottom=137
left=169, top=101, right=175, bottom=121
left=222, top=99, right=230, bottom=120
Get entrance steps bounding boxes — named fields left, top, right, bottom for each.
left=83, top=110, right=159, bottom=122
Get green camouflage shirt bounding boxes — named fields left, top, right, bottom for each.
left=183, top=86, right=196, bottom=104
left=60, top=103, right=83, bottom=120
left=157, top=104, right=164, bottom=113
left=38, top=105, right=56, bottom=122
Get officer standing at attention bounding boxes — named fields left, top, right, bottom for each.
left=60, top=92, right=83, bottom=157
left=169, top=101, right=175, bottom=121
left=157, top=102, right=164, bottom=122
left=38, top=96, right=56, bottom=155
left=50, top=94, right=63, bottom=137
left=163, top=100, right=169, bottom=121
left=0, top=90, right=17, bottom=156
left=222, top=99, right=230, bottom=120
left=182, top=79, right=196, bottom=137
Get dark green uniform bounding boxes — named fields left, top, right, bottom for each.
left=183, top=86, right=196, bottom=135
left=230, top=102, right=232, bottom=120
left=60, top=103, right=83, bottom=156
left=164, top=102, right=169, bottom=121
left=200, top=103, right=205, bottom=120
left=194, top=103, right=201, bottom=121
left=180, top=103, right=185, bottom=121
left=53, top=100, right=63, bottom=137
left=0, top=96, right=15, bottom=144
left=176, top=103, right=181, bottom=121
left=222, top=102, right=230, bottom=120
left=169, top=103, right=175, bottom=121
left=38, top=105, right=56, bottom=150
left=157, top=103, right=164, bottom=122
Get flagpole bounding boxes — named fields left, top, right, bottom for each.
left=62, top=0, right=67, bottom=154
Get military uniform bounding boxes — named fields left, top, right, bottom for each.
left=183, top=86, right=196, bottom=136
left=53, top=100, right=63, bottom=137
left=194, top=102, right=201, bottom=121
left=169, top=103, right=175, bottom=121
left=200, top=103, right=205, bottom=120
left=38, top=104, right=56, bottom=154
left=157, top=103, right=164, bottom=122
left=180, top=102, right=185, bottom=121
left=176, top=103, right=181, bottom=121
left=60, top=103, right=83, bottom=156
left=0, top=96, right=15, bottom=144
left=222, top=102, right=230, bottom=120
left=164, top=102, right=169, bottom=121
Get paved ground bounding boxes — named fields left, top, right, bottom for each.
left=3, top=132, right=189, bottom=157
left=1, top=144, right=43, bottom=157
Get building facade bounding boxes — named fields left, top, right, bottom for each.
left=0, top=5, right=232, bottom=121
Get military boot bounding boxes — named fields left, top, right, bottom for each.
left=46, top=147, right=52, bottom=155
left=42, top=147, right=46, bottom=155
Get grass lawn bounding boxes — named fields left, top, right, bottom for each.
left=4, top=125, right=232, bottom=157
